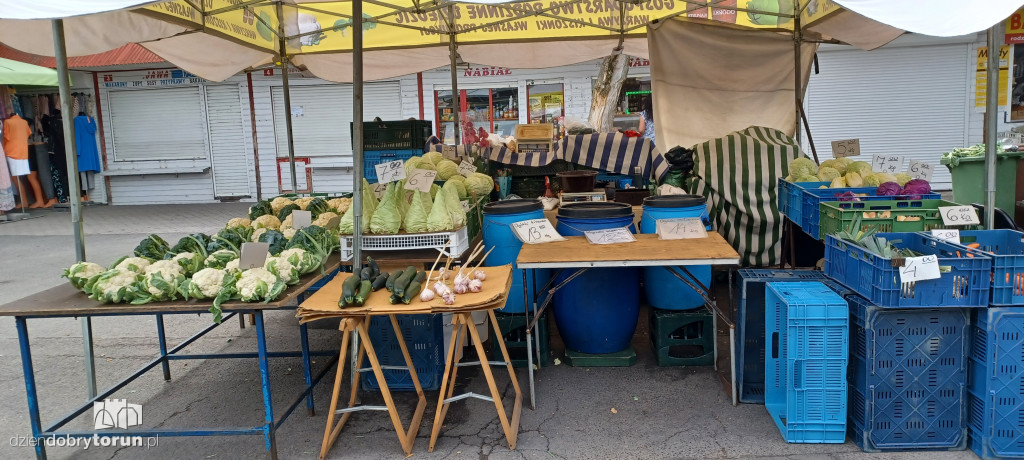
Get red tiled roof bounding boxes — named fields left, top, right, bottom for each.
left=0, top=43, right=164, bottom=69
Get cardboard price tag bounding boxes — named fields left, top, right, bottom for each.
left=460, top=200, right=471, bottom=212
left=656, top=217, right=708, bottom=240
left=457, top=160, right=477, bottom=177
left=830, top=139, right=860, bottom=158
left=584, top=228, right=637, bottom=245
left=291, top=210, right=312, bottom=230
left=899, top=255, right=941, bottom=283
left=939, top=206, right=981, bottom=226
left=872, top=155, right=904, bottom=174
left=930, top=228, right=961, bottom=244
left=239, top=242, right=270, bottom=270
left=441, top=145, right=457, bottom=157
left=370, top=182, right=388, bottom=199
left=404, top=169, right=438, bottom=192
left=511, top=218, right=565, bottom=244
left=374, top=160, right=406, bottom=184
left=907, top=160, right=935, bottom=182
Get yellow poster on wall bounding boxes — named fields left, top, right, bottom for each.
left=976, top=45, right=1009, bottom=112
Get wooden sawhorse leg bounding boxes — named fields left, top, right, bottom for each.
left=429, top=309, right=523, bottom=452
left=319, top=315, right=427, bottom=458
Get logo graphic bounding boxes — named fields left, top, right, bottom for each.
left=93, top=399, right=142, bottom=430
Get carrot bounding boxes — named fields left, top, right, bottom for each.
left=967, top=243, right=981, bottom=249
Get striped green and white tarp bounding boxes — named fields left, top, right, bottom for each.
left=688, top=126, right=805, bottom=267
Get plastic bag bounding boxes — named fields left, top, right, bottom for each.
left=563, top=117, right=595, bottom=135
left=662, top=169, right=685, bottom=189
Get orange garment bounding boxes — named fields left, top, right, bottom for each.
left=2, top=115, right=32, bottom=160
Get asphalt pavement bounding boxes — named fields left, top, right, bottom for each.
left=0, top=204, right=977, bottom=459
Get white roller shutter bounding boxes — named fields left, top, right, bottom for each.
left=108, top=87, right=208, bottom=161
left=804, top=43, right=970, bottom=190
left=271, top=82, right=402, bottom=160
left=205, top=84, right=251, bottom=198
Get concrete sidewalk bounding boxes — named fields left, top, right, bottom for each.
left=0, top=204, right=977, bottom=459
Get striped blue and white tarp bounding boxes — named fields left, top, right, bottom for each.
left=689, top=126, right=805, bottom=267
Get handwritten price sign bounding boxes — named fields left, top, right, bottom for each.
left=656, top=217, right=708, bottom=240
left=939, top=206, right=981, bottom=226
left=370, top=182, right=388, bottom=199
left=584, top=228, right=637, bottom=245
left=457, top=160, right=477, bottom=177
left=830, top=139, right=861, bottom=158
left=511, top=218, right=565, bottom=244
left=374, top=160, right=406, bottom=184
left=872, top=155, right=905, bottom=174
left=907, top=161, right=934, bottom=182
left=441, top=145, right=457, bottom=157
left=899, top=255, right=941, bottom=283
left=930, top=228, right=961, bottom=244
left=404, top=169, right=438, bottom=193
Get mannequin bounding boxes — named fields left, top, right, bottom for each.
left=3, top=114, right=45, bottom=208
left=74, top=111, right=101, bottom=202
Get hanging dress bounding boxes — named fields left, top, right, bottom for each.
left=74, top=115, right=101, bottom=172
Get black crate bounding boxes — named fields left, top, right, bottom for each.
left=351, top=119, right=433, bottom=151
left=493, top=312, right=550, bottom=368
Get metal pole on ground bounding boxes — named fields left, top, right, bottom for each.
left=53, top=18, right=96, bottom=399
left=278, top=2, right=298, bottom=194
left=985, top=25, right=1000, bottom=229
left=352, top=0, right=366, bottom=384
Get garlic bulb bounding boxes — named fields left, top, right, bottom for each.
left=469, top=279, right=483, bottom=292
left=442, top=291, right=456, bottom=305
left=419, top=288, right=435, bottom=302
left=474, top=270, right=486, bottom=280
left=454, top=283, right=468, bottom=294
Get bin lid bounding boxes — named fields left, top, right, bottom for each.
left=642, top=195, right=706, bottom=208
left=557, top=201, right=633, bottom=218
left=483, top=199, right=543, bottom=215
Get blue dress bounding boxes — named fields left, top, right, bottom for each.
left=74, top=115, right=101, bottom=172
left=641, top=112, right=655, bottom=145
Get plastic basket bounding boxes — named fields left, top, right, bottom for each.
left=733, top=269, right=827, bottom=404
left=765, top=282, right=849, bottom=443
left=824, top=232, right=992, bottom=308
left=362, top=149, right=420, bottom=184
left=360, top=314, right=443, bottom=391
left=846, top=294, right=969, bottom=452
left=967, top=307, right=1024, bottom=459
left=340, top=225, right=470, bottom=261
left=924, top=230, right=1024, bottom=306
left=778, top=179, right=829, bottom=227
left=818, top=199, right=980, bottom=241
left=801, top=190, right=940, bottom=240
left=352, top=119, right=433, bottom=151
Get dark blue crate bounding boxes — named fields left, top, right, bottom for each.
left=925, top=230, right=1024, bottom=306
left=734, top=269, right=827, bottom=404
left=362, top=149, right=420, bottom=184
left=846, top=294, right=969, bottom=452
left=824, top=233, right=992, bottom=308
left=778, top=179, right=829, bottom=227
left=361, top=314, right=444, bottom=391
left=801, top=190, right=940, bottom=240
left=765, top=282, right=849, bottom=443
left=967, top=307, right=1024, bottom=459
left=296, top=267, right=346, bottom=304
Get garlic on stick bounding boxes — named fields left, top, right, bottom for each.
left=469, top=279, right=483, bottom=292
left=419, top=288, right=436, bottom=302
left=454, top=283, right=468, bottom=294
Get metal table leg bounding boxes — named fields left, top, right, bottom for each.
left=299, top=323, right=315, bottom=416
left=523, top=269, right=535, bottom=410
left=81, top=317, right=96, bottom=398
left=156, top=314, right=171, bottom=381
left=254, top=312, right=278, bottom=460
left=16, top=317, right=47, bottom=460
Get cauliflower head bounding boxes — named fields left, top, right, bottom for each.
left=171, top=252, right=204, bottom=275
left=270, top=197, right=294, bottom=214
left=226, top=217, right=251, bottom=229
left=312, top=212, right=339, bottom=229
left=63, top=262, right=105, bottom=290
left=251, top=227, right=268, bottom=242
left=252, top=215, right=282, bottom=230
left=86, top=269, right=141, bottom=303
left=114, top=257, right=152, bottom=273
left=327, top=197, right=351, bottom=214
left=282, top=227, right=297, bottom=240
left=265, top=256, right=299, bottom=285
left=190, top=268, right=228, bottom=298
left=225, top=259, right=241, bottom=274
left=237, top=267, right=283, bottom=301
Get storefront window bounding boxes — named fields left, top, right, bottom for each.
left=613, top=77, right=651, bottom=132
left=436, top=87, right=519, bottom=144
left=526, top=83, right=564, bottom=139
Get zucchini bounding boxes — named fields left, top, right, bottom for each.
left=341, top=274, right=360, bottom=306
left=413, top=271, right=426, bottom=283
left=371, top=272, right=389, bottom=291
left=392, top=267, right=418, bottom=298
left=390, top=293, right=402, bottom=304
left=360, top=266, right=374, bottom=281
left=367, top=256, right=379, bottom=278
left=354, top=280, right=372, bottom=305
left=386, top=270, right=402, bottom=292
left=402, top=281, right=422, bottom=304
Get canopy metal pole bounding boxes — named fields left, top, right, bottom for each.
left=448, top=6, right=461, bottom=146
left=351, top=0, right=366, bottom=390
left=277, top=2, right=299, bottom=194
left=985, top=25, right=1000, bottom=229
left=53, top=18, right=96, bottom=399
left=792, top=3, right=803, bottom=147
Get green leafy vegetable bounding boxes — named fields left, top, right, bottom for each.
left=133, top=234, right=170, bottom=260
left=248, top=200, right=273, bottom=220
left=258, top=230, right=288, bottom=256
left=277, top=203, right=301, bottom=222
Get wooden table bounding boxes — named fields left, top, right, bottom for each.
left=516, top=233, right=741, bottom=407
left=0, top=255, right=342, bottom=460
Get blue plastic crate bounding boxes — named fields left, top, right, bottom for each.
left=734, top=269, right=827, bottom=404
left=968, top=307, right=1024, bottom=459
left=360, top=314, right=444, bottom=391
left=778, top=179, right=829, bottom=227
left=846, top=294, right=969, bottom=452
left=801, top=189, right=940, bottom=240
left=765, top=282, right=849, bottom=443
left=924, top=230, right=1024, bottom=306
left=362, top=149, right=420, bottom=184
left=824, top=232, right=992, bottom=309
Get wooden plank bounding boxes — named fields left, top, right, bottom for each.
left=516, top=233, right=740, bottom=268
left=0, top=255, right=341, bottom=317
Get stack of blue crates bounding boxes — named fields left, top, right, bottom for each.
left=357, top=119, right=433, bottom=183
left=361, top=314, right=444, bottom=391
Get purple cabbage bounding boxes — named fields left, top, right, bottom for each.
left=876, top=181, right=902, bottom=196
left=834, top=191, right=860, bottom=202
left=901, top=179, right=931, bottom=200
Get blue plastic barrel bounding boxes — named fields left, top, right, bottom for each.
left=483, top=199, right=550, bottom=313
left=640, top=195, right=712, bottom=310
left=554, top=202, right=640, bottom=354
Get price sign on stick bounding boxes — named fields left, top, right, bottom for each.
left=657, top=218, right=708, bottom=240
left=930, top=228, right=961, bottom=244
left=899, top=255, right=942, bottom=283
left=457, top=160, right=477, bottom=177
left=404, top=169, right=438, bottom=192
left=239, top=242, right=270, bottom=270
left=511, top=218, right=565, bottom=244
left=460, top=200, right=471, bottom=212
left=939, top=206, right=981, bottom=226
left=907, top=161, right=935, bottom=182
left=831, top=139, right=861, bottom=158
left=584, top=228, right=637, bottom=245
left=872, top=155, right=905, bottom=174
left=441, top=145, right=457, bottom=157
left=374, top=160, right=406, bottom=184
left=370, top=182, right=388, bottom=199
left=291, top=210, right=312, bottom=230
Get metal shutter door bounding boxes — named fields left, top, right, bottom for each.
left=205, top=85, right=251, bottom=198
left=804, top=44, right=969, bottom=190
left=108, top=87, right=208, bottom=161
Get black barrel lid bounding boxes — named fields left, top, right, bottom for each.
left=483, top=199, right=543, bottom=215
left=642, top=195, right=706, bottom=208
left=557, top=201, right=634, bottom=219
